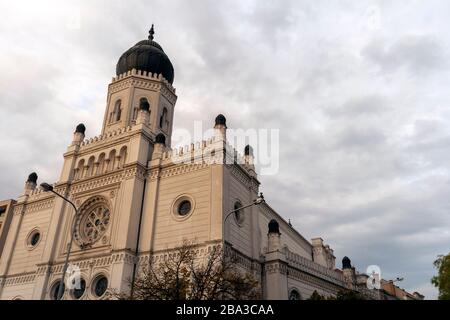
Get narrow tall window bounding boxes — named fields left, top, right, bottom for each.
left=160, top=107, right=168, bottom=129
left=114, top=100, right=122, bottom=121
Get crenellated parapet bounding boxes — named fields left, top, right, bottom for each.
left=284, top=248, right=344, bottom=286
left=153, top=136, right=256, bottom=180
left=80, top=126, right=133, bottom=149
left=109, top=69, right=177, bottom=105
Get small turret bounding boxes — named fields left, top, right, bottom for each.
left=24, top=172, right=38, bottom=195
left=342, top=256, right=352, bottom=269
left=267, top=219, right=281, bottom=252
left=342, top=256, right=356, bottom=290
left=244, top=144, right=256, bottom=176
left=152, top=133, right=166, bottom=159
left=214, top=114, right=227, bottom=141
left=72, top=123, right=86, bottom=146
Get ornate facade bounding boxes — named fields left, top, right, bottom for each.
left=0, top=27, right=416, bottom=300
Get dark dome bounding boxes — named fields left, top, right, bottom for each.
left=75, top=123, right=86, bottom=135
left=215, top=114, right=226, bottom=126
left=116, top=26, right=174, bottom=84
left=268, top=219, right=280, bottom=234
left=342, top=256, right=352, bottom=269
left=27, top=172, right=38, bottom=184
left=155, top=133, right=166, bottom=145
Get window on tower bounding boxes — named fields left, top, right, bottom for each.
left=114, top=100, right=122, bottom=121
left=160, top=107, right=168, bottom=129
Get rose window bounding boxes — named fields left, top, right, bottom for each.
left=81, top=205, right=110, bottom=243
left=75, top=196, right=111, bottom=246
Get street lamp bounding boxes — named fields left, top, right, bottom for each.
left=222, top=192, right=265, bottom=243
left=40, top=182, right=79, bottom=300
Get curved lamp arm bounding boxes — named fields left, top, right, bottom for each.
left=222, top=192, right=265, bottom=241
left=40, top=182, right=79, bottom=300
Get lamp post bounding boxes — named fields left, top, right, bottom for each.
left=222, top=192, right=265, bottom=244
left=40, top=182, right=79, bottom=300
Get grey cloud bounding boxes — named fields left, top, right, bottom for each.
left=1, top=0, right=449, bottom=299
left=362, top=35, right=447, bottom=75
left=325, top=95, right=389, bottom=118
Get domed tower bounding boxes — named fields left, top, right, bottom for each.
left=102, top=25, right=177, bottom=146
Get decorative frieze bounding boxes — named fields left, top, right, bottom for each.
left=287, top=267, right=342, bottom=293
left=108, top=71, right=177, bottom=105
left=285, top=249, right=344, bottom=286
left=23, top=199, right=55, bottom=215
left=159, top=163, right=210, bottom=180
left=265, top=261, right=288, bottom=275
left=70, top=172, right=123, bottom=194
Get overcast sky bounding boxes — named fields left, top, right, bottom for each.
left=1, top=0, right=449, bottom=299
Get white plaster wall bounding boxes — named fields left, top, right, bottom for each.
left=152, top=167, right=213, bottom=250
left=7, top=207, right=52, bottom=274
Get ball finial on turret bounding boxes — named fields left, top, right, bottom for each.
left=27, top=172, right=38, bottom=184
left=244, top=145, right=253, bottom=156
left=342, top=256, right=352, bottom=269
left=155, top=133, right=166, bottom=146
left=215, top=114, right=226, bottom=127
left=268, top=219, right=280, bottom=234
left=75, top=123, right=86, bottom=135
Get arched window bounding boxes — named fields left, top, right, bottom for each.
left=75, top=159, right=85, bottom=180
left=87, top=156, right=95, bottom=177
left=119, top=146, right=127, bottom=168
left=159, top=107, right=168, bottom=129
left=289, top=289, right=301, bottom=300
left=114, top=100, right=122, bottom=122
left=108, top=149, right=116, bottom=171
left=97, top=153, right=106, bottom=175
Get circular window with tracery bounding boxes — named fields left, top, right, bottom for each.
left=74, top=196, right=111, bottom=246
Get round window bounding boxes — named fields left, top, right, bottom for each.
left=30, top=232, right=40, bottom=246
left=171, top=195, right=195, bottom=220
left=178, top=200, right=192, bottom=216
left=27, top=229, right=41, bottom=249
left=92, top=275, right=108, bottom=298
left=75, top=198, right=111, bottom=246
left=51, top=280, right=65, bottom=300
left=71, top=278, right=86, bottom=299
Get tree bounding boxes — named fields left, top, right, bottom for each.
left=431, top=253, right=450, bottom=300
left=116, top=241, right=260, bottom=300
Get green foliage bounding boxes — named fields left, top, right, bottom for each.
left=431, top=253, right=450, bottom=300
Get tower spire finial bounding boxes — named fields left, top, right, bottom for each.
left=149, top=24, right=155, bottom=41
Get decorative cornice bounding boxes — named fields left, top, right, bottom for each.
left=108, top=71, right=177, bottom=105
left=287, top=267, right=344, bottom=292
left=284, top=249, right=344, bottom=286
left=157, top=163, right=210, bottom=180
left=69, top=164, right=146, bottom=195
left=1, top=272, right=36, bottom=287
left=23, top=198, right=55, bottom=215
